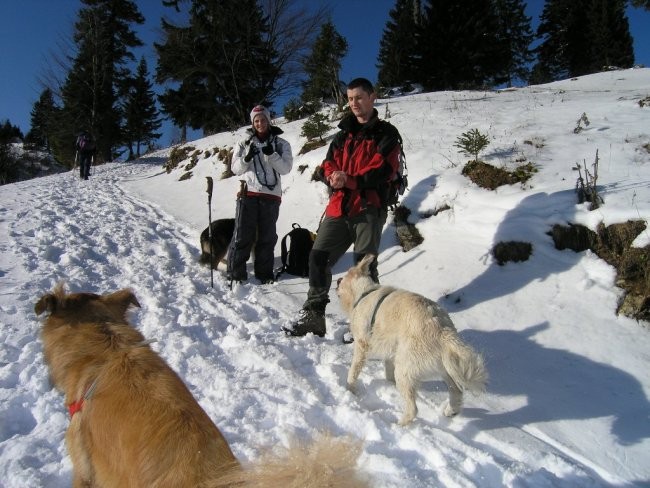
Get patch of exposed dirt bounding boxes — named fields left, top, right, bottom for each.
left=492, top=241, right=533, bottom=265
left=299, top=139, right=327, bottom=155
left=462, top=160, right=537, bottom=190
left=163, top=145, right=195, bottom=173
left=548, top=220, right=649, bottom=322
left=393, top=205, right=424, bottom=252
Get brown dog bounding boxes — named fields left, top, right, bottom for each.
left=36, top=284, right=367, bottom=487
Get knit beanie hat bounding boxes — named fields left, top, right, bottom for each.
left=250, top=105, right=271, bottom=125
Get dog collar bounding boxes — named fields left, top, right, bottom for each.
left=353, top=287, right=395, bottom=329
left=65, top=340, right=154, bottom=417
left=352, top=287, right=381, bottom=310
left=68, top=379, right=98, bottom=418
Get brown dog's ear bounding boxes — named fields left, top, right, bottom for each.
left=35, top=282, right=68, bottom=316
left=34, top=294, right=57, bottom=316
left=102, top=289, right=141, bottom=321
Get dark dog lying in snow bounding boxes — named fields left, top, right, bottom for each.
left=199, top=218, right=235, bottom=270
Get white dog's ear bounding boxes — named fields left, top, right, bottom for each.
left=358, top=254, right=376, bottom=275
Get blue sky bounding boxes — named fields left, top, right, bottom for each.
left=1, top=0, right=648, bottom=146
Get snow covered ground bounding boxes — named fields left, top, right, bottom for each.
left=1, top=69, right=649, bottom=487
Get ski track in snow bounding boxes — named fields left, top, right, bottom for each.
left=0, top=161, right=620, bottom=487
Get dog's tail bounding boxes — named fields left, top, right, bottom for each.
left=210, top=434, right=369, bottom=487
left=440, top=329, right=488, bottom=394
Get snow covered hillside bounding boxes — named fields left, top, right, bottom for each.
left=1, top=69, right=649, bottom=487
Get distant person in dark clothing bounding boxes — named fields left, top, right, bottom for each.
left=75, top=131, right=96, bottom=180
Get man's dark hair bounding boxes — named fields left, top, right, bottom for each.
left=347, top=78, right=374, bottom=94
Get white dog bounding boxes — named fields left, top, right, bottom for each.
left=337, top=255, right=487, bottom=425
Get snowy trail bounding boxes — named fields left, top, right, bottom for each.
left=0, top=162, right=627, bottom=487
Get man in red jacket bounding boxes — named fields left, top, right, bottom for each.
left=283, top=77, right=401, bottom=339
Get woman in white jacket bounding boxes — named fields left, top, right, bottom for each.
left=227, top=105, right=293, bottom=284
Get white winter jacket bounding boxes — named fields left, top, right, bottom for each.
left=231, top=127, right=293, bottom=199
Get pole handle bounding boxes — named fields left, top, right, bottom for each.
left=237, top=179, right=247, bottom=198
left=206, top=176, right=213, bottom=202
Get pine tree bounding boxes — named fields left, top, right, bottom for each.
left=530, top=0, right=570, bottom=83
left=531, top=0, right=634, bottom=83
left=630, top=0, right=650, bottom=9
left=159, top=0, right=329, bottom=104
left=586, top=0, right=634, bottom=72
left=26, top=89, right=59, bottom=150
left=377, top=0, right=421, bottom=88
left=301, top=21, right=348, bottom=109
left=156, top=0, right=278, bottom=133
left=262, top=0, right=330, bottom=102
left=417, top=0, right=506, bottom=90
left=0, top=120, right=22, bottom=185
left=122, top=58, right=162, bottom=159
left=0, top=120, right=24, bottom=143
left=54, top=0, right=144, bottom=165
left=494, top=0, right=534, bottom=86
left=0, top=139, right=19, bottom=185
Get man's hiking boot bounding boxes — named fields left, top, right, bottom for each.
left=283, top=308, right=325, bottom=337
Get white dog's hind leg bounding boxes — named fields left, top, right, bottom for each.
left=394, top=367, right=418, bottom=425
left=442, top=372, right=463, bottom=417
left=347, top=339, right=370, bottom=393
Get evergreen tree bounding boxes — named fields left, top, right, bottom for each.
left=494, top=0, right=534, bottom=86
left=530, top=0, right=570, bottom=83
left=122, top=58, right=162, bottom=159
left=532, top=0, right=634, bottom=83
left=159, top=0, right=328, bottom=104
left=0, top=120, right=22, bottom=185
left=301, top=21, right=348, bottom=108
left=156, top=0, right=278, bottom=133
left=377, top=0, right=422, bottom=88
left=630, top=0, right=650, bottom=9
left=0, top=139, right=19, bottom=185
left=262, top=0, right=330, bottom=102
left=0, top=119, right=24, bottom=143
left=586, top=0, right=634, bottom=72
left=417, top=0, right=506, bottom=90
left=53, top=0, right=144, bottom=165
left=26, top=89, right=59, bottom=150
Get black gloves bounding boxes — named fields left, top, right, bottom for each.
left=261, top=140, right=274, bottom=156
left=244, top=139, right=274, bottom=162
left=244, top=144, right=257, bottom=162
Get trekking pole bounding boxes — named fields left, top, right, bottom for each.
left=229, top=180, right=247, bottom=290
left=206, top=176, right=214, bottom=289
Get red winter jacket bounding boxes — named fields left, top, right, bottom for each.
left=321, top=110, right=401, bottom=217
